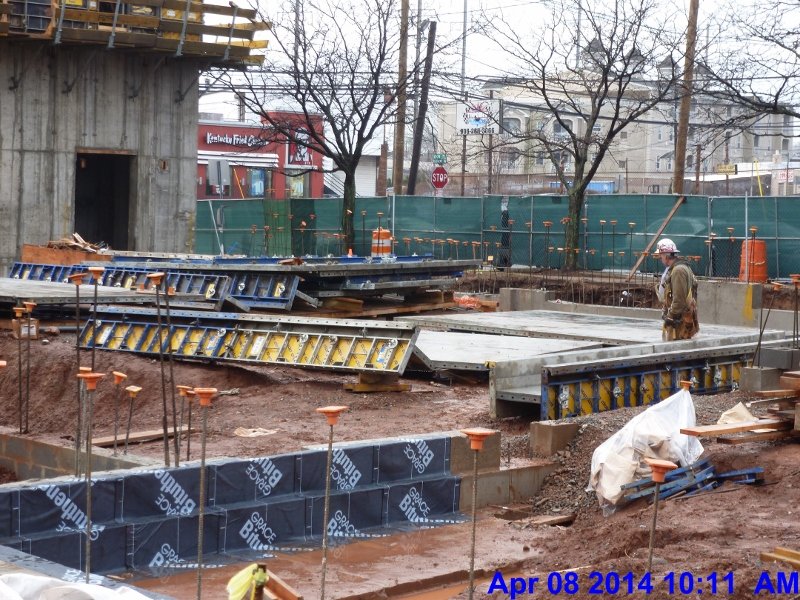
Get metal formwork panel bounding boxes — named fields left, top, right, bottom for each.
left=541, top=355, right=746, bottom=420
left=79, top=307, right=417, bottom=374
left=9, top=262, right=301, bottom=310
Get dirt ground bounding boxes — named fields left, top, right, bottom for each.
left=0, top=322, right=798, bottom=599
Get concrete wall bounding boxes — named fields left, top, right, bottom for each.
left=500, top=280, right=796, bottom=332
left=0, top=45, right=200, bottom=271
left=0, top=428, right=157, bottom=480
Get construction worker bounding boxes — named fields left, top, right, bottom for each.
left=653, top=238, right=699, bottom=341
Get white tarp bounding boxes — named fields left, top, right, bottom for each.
left=0, top=574, right=154, bottom=600
left=587, top=388, right=704, bottom=515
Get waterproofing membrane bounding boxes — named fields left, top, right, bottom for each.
left=211, top=454, right=296, bottom=505
left=0, top=434, right=460, bottom=574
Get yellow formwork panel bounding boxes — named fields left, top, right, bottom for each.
left=82, top=318, right=415, bottom=373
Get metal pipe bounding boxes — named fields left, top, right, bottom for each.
left=23, top=301, right=36, bottom=434
left=148, top=273, right=171, bottom=467
left=192, top=388, right=217, bottom=600
left=12, top=306, right=24, bottom=435
left=317, top=406, right=348, bottom=600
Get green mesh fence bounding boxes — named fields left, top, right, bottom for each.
left=194, top=194, right=800, bottom=279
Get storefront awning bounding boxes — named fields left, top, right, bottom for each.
left=198, top=149, right=279, bottom=168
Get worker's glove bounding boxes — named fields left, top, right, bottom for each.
left=663, top=316, right=679, bottom=328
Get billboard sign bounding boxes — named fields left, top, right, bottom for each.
left=456, top=100, right=501, bottom=135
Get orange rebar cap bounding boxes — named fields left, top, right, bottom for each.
left=125, top=385, right=142, bottom=397
left=77, top=372, right=104, bottom=391
left=176, top=385, right=192, bottom=397
left=644, top=458, right=678, bottom=483
left=12, top=306, right=25, bottom=318
left=460, top=427, right=496, bottom=451
left=679, top=380, right=692, bottom=391
left=316, top=405, right=348, bottom=426
left=79, top=366, right=92, bottom=373
left=67, top=273, right=86, bottom=285
left=194, top=387, right=217, bottom=407
left=23, top=301, right=36, bottom=313
left=146, top=272, right=165, bottom=286
left=112, top=371, right=128, bottom=386
left=0, top=360, right=6, bottom=368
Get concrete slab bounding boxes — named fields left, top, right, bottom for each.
left=413, top=330, right=600, bottom=371
left=402, top=310, right=763, bottom=346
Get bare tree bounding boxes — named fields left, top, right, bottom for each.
left=485, top=0, right=685, bottom=269
left=698, top=1, right=800, bottom=121
left=231, top=0, right=456, bottom=248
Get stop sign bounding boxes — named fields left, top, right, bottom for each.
left=431, top=166, right=449, bottom=189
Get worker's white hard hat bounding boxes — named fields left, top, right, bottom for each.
left=654, top=238, right=679, bottom=255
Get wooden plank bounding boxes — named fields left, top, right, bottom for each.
left=60, top=7, right=160, bottom=27
left=796, top=403, right=800, bottom=432
left=780, top=370, right=800, bottom=379
left=158, top=18, right=255, bottom=38
left=21, top=245, right=112, bottom=266
left=749, top=389, right=800, bottom=399
left=344, top=372, right=411, bottom=393
left=92, top=425, right=190, bottom=447
left=160, top=0, right=257, bottom=19
left=680, top=418, right=791, bottom=437
left=773, top=547, right=800, bottom=561
left=760, top=551, right=800, bottom=569
left=322, top=297, right=364, bottom=312
left=266, top=570, right=303, bottom=600
left=716, top=430, right=797, bottom=445
left=779, top=375, right=800, bottom=390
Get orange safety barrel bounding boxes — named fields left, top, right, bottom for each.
left=371, top=228, right=392, bottom=257
left=739, top=239, right=768, bottom=283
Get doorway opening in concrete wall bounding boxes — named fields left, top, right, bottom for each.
left=74, top=152, right=132, bottom=250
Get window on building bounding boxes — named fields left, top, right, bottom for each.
left=535, top=152, right=545, bottom=165
left=658, top=128, right=663, bottom=141
left=500, top=148, right=521, bottom=168
left=503, top=118, right=522, bottom=134
left=620, top=131, right=628, bottom=140
left=754, top=135, right=760, bottom=148
left=553, top=120, right=572, bottom=138
left=618, top=160, right=627, bottom=169
left=784, top=114, right=792, bottom=125
left=288, top=172, right=310, bottom=198
left=204, top=166, right=274, bottom=200
left=783, top=138, right=790, bottom=152
left=655, top=157, right=661, bottom=171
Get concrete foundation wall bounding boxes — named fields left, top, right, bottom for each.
left=0, top=45, right=199, bottom=271
left=500, top=281, right=796, bottom=332
left=0, top=429, right=157, bottom=480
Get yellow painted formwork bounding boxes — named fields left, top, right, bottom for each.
left=81, top=309, right=416, bottom=373
left=543, top=356, right=746, bottom=421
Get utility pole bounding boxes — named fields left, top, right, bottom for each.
left=459, top=0, right=467, bottom=196
left=487, top=90, right=494, bottom=194
left=412, top=0, right=423, bottom=126
left=672, top=0, right=699, bottom=194
left=407, top=22, right=436, bottom=195
left=393, top=0, right=410, bottom=193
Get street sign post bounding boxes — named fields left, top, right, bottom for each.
left=431, top=166, right=449, bottom=190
